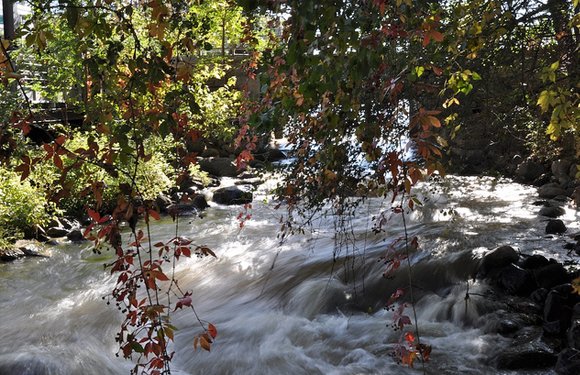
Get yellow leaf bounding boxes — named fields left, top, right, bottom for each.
left=572, top=277, right=580, bottom=295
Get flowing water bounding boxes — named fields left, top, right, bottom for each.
left=0, top=176, right=578, bottom=375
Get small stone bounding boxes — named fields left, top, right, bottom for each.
left=212, top=186, right=253, bottom=205
left=67, top=229, right=86, bottom=242
left=539, top=206, right=566, bottom=218
left=546, top=219, right=567, bottom=235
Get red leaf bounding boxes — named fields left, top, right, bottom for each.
left=208, top=323, right=217, bottom=339
left=83, top=223, right=94, bottom=238
left=43, top=143, right=54, bottom=155
left=152, top=270, right=170, bottom=281
left=404, top=331, right=415, bottom=343
left=148, top=209, right=161, bottom=220
left=174, top=295, right=192, bottom=311
left=55, top=135, right=66, bottom=145
left=87, top=208, right=101, bottom=222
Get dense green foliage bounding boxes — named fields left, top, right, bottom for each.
left=0, top=167, right=55, bottom=243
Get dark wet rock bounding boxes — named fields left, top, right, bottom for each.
left=497, top=319, right=521, bottom=335
left=533, top=173, right=552, bottom=187
left=543, top=289, right=573, bottom=335
left=532, top=200, right=550, bottom=206
left=155, top=194, right=173, bottom=213
left=198, top=157, right=243, bottom=177
left=516, top=160, right=546, bottom=183
left=539, top=183, right=569, bottom=199
left=201, top=147, right=221, bottom=158
left=555, top=348, right=580, bottom=375
left=212, top=186, right=253, bottom=205
left=0, top=247, right=25, bottom=261
left=66, top=228, right=85, bottom=242
left=546, top=219, right=567, bottom=235
left=178, top=175, right=204, bottom=192
left=520, top=254, right=550, bottom=270
left=191, top=194, right=209, bottom=210
left=530, top=288, right=549, bottom=305
left=17, top=242, right=47, bottom=257
left=568, top=303, right=580, bottom=350
left=1, top=241, right=48, bottom=261
left=552, top=159, right=573, bottom=179
left=478, top=245, right=519, bottom=277
left=495, top=327, right=558, bottom=370
left=265, top=148, right=287, bottom=162
left=23, top=224, right=50, bottom=242
left=539, top=206, right=566, bottom=218
left=534, top=264, right=570, bottom=290
left=168, top=194, right=209, bottom=214
left=46, top=225, right=69, bottom=238
left=496, top=264, right=536, bottom=296
left=482, top=310, right=536, bottom=335
left=572, top=186, right=580, bottom=207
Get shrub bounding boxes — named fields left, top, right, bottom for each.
left=0, top=167, right=55, bottom=242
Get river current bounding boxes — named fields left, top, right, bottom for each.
left=0, top=176, right=578, bottom=374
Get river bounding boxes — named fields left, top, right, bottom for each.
left=0, top=176, right=578, bottom=374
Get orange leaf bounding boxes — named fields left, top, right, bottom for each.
left=431, top=30, right=444, bottom=42
left=427, top=115, right=441, bottom=127
left=200, top=336, right=211, bottom=351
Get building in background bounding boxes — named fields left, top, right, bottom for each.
left=1, top=1, right=31, bottom=39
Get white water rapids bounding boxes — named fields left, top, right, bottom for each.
left=0, top=176, right=578, bottom=375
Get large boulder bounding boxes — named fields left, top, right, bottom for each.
left=538, top=183, right=568, bottom=199
left=568, top=303, right=580, bottom=350
left=478, top=245, right=519, bottom=277
left=555, top=348, right=580, bottom=375
left=533, top=263, right=570, bottom=289
left=495, top=264, right=536, bottom=296
left=198, top=157, right=243, bottom=177
left=543, top=289, right=572, bottom=335
left=552, top=159, right=573, bottom=182
left=212, top=186, right=253, bottom=205
left=515, top=160, right=546, bottom=183
left=495, top=327, right=557, bottom=370
left=520, top=254, right=550, bottom=270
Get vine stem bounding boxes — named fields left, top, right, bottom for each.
left=400, top=185, right=427, bottom=375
